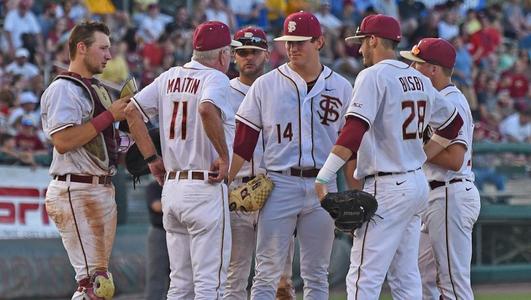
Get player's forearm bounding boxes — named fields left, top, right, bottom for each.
left=428, top=143, right=466, bottom=171
left=199, top=103, right=229, bottom=161
left=228, top=154, right=246, bottom=183
left=125, top=103, right=158, bottom=158
left=51, top=122, right=101, bottom=154
left=343, top=159, right=362, bottom=190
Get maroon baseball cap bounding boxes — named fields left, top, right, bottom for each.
left=400, top=38, right=456, bottom=69
left=193, top=21, right=242, bottom=51
left=234, top=26, right=268, bottom=51
left=345, top=14, right=401, bottom=44
left=274, top=11, right=322, bottom=42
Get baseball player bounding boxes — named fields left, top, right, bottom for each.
left=40, top=21, right=129, bottom=299
left=229, top=12, right=354, bottom=299
left=224, top=26, right=295, bottom=300
left=401, top=38, right=481, bottom=300
left=124, top=21, right=241, bottom=299
left=314, top=15, right=464, bottom=299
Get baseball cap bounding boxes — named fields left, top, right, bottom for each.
left=274, top=11, right=322, bottom=42
left=192, top=21, right=242, bottom=51
left=234, top=27, right=268, bottom=51
left=345, top=14, right=401, bottom=44
left=15, top=48, right=29, bottom=58
left=19, top=91, right=38, bottom=105
left=400, top=38, right=456, bottom=69
left=20, top=117, right=34, bottom=127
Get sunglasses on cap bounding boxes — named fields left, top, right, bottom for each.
left=237, top=36, right=267, bottom=48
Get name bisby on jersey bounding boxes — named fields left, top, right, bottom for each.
left=398, top=76, right=424, bottom=92
left=167, top=77, right=201, bottom=94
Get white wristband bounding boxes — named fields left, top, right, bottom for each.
left=431, top=133, right=451, bottom=148
left=316, top=153, right=346, bottom=184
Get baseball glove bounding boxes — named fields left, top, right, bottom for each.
left=321, top=189, right=378, bottom=233
left=229, top=174, right=274, bottom=212
left=125, top=127, right=161, bottom=178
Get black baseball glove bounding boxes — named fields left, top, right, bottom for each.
left=321, top=189, right=378, bottom=233
left=125, top=127, right=161, bottom=178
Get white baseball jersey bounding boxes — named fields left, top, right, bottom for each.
left=131, top=60, right=235, bottom=171
left=346, top=59, right=458, bottom=179
left=236, top=64, right=352, bottom=170
left=41, top=79, right=112, bottom=176
left=229, top=78, right=265, bottom=178
left=424, top=85, right=475, bottom=182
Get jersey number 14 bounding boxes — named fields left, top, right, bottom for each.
left=402, top=100, right=426, bottom=140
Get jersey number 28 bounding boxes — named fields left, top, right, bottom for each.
left=169, top=101, right=187, bottom=140
left=402, top=100, right=426, bottom=140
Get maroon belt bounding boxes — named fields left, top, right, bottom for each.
left=429, top=178, right=472, bottom=190
left=54, top=174, right=112, bottom=185
left=167, top=170, right=217, bottom=181
left=271, top=168, right=320, bottom=178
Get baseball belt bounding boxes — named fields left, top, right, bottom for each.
left=429, top=178, right=472, bottom=190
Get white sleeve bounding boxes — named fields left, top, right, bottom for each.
left=3, top=11, right=15, bottom=32
left=340, top=79, right=354, bottom=128
left=235, top=80, right=262, bottom=131
left=345, top=69, right=379, bottom=127
left=41, top=82, right=83, bottom=138
left=201, top=72, right=232, bottom=121
left=131, top=75, right=163, bottom=121
left=428, top=87, right=457, bottom=130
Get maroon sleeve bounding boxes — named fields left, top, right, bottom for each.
left=435, top=112, right=463, bottom=140
left=335, top=116, right=369, bottom=154
left=233, top=121, right=260, bottom=161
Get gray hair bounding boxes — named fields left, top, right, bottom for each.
left=192, top=46, right=230, bottom=62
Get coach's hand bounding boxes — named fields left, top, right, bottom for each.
left=108, top=97, right=131, bottom=121
left=209, top=157, right=229, bottom=184
left=315, top=182, right=328, bottom=202
left=148, top=156, right=166, bottom=186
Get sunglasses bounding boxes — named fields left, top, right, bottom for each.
left=237, top=36, right=268, bottom=48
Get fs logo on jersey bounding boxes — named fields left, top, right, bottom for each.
left=318, top=95, right=342, bottom=125
left=288, top=21, right=297, bottom=33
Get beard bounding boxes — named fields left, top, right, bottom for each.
left=83, top=56, right=104, bottom=75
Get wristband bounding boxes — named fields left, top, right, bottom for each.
left=144, top=154, right=158, bottom=164
left=316, top=152, right=346, bottom=184
left=430, top=133, right=451, bottom=148
left=90, top=111, right=115, bottom=133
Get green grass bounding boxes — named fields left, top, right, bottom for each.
left=296, top=292, right=531, bottom=300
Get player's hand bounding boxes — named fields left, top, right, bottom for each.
left=148, top=157, right=165, bottom=186
left=108, top=96, right=131, bottom=121
left=315, top=182, right=328, bottom=202
left=209, top=158, right=229, bottom=184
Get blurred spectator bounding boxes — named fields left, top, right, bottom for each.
left=5, top=48, right=39, bottom=80
left=164, top=6, right=193, bottom=36
left=45, top=18, right=69, bottom=54
left=8, top=90, right=40, bottom=129
left=3, top=0, right=42, bottom=57
left=14, top=117, right=46, bottom=153
left=373, top=0, right=399, bottom=19
left=138, top=3, right=172, bottom=43
left=38, top=1, right=59, bottom=39
left=438, top=9, right=460, bottom=40
left=502, top=0, right=527, bottom=39
left=340, top=1, right=362, bottom=26
left=205, top=0, right=236, bottom=29
left=264, top=0, right=287, bottom=29
left=499, top=108, right=531, bottom=143
left=101, top=41, right=130, bottom=85
left=451, top=35, right=478, bottom=111
left=0, top=133, right=19, bottom=164
left=498, top=58, right=529, bottom=100
left=410, top=11, right=440, bottom=45
left=398, top=0, right=426, bottom=37
left=315, top=1, right=343, bottom=33
left=228, top=0, right=268, bottom=28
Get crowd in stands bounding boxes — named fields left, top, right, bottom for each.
left=0, top=0, right=529, bottom=173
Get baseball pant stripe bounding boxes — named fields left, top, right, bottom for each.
left=354, top=180, right=377, bottom=300
left=445, top=187, right=458, bottom=299
left=216, top=184, right=226, bottom=298
left=67, top=186, right=90, bottom=278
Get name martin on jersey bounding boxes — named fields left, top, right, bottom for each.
left=398, top=76, right=425, bottom=93
left=166, top=77, right=201, bottom=94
